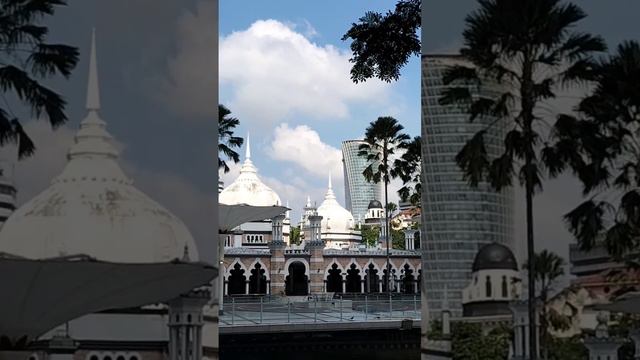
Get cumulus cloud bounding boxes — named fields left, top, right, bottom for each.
left=153, top=0, right=217, bottom=118
left=268, top=123, right=343, bottom=180
left=219, top=19, right=390, bottom=128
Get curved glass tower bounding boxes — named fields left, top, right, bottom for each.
left=421, top=55, right=514, bottom=318
left=341, top=140, right=383, bottom=223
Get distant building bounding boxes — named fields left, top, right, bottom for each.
left=341, top=140, right=383, bottom=222
left=0, top=161, right=16, bottom=228
left=421, top=54, right=514, bottom=317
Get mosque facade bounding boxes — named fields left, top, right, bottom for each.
left=219, top=142, right=422, bottom=297
left=0, top=32, right=218, bottom=360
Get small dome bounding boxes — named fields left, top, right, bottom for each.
left=367, top=199, right=383, bottom=209
left=219, top=137, right=281, bottom=207
left=472, top=242, right=517, bottom=272
left=317, top=174, right=354, bottom=233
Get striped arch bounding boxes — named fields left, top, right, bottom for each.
left=324, top=258, right=345, bottom=275
left=248, top=258, right=271, bottom=280
left=225, top=258, right=248, bottom=278
left=284, top=257, right=310, bottom=276
left=399, top=259, right=416, bottom=277
left=362, top=258, right=382, bottom=274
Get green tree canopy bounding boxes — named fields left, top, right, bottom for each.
left=342, top=0, right=420, bottom=83
left=218, top=104, right=244, bottom=173
left=0, top=0, right=79, bottom=158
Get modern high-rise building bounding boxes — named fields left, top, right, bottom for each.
left=341, top=140, right=383, bottom=223
left=0, top=160, right=16, bottom=228
left=421, top=54, right=514, bottom=318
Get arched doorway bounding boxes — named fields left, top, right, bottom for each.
left=326, top=263, right=343, bottom=293
left=401, top=264, right=415, bottom=294
left=285, top=261, right=308, bottom=296
left=382, top=268, right=397, bottom=293
left=413, top=231, right=420, bottom=250
left=364, top=263, right=380, bottom=293
left=227, top=263, right=246, bottom=295
left=249, top=263, right=267, bottom=294
left=345, top=263, right=362, bottom=293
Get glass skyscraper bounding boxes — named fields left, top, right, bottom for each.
left=341, top=140, right=383, bottom=223
left=421, top=55, right=514, bottom=318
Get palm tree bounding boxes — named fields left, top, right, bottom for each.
left=342, top=0, right=421, bottom=83
left=438, top=1, right=605, bottom=358
left=358, top=116, right=410, bottom=293
left=218, top=104, right=244, bottom=173
left=560, top=41, right=640, bottom=264
left=394, top=135, right=422, bottom=207
left=523, top=250, right=566, bottom=360
left=0, top=0, right=79, bottom=159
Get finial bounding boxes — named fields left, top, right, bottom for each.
left=306, top=196, right=311, bottom=207
left=182, top=244, right=190, bottom=262
left=328, top=172, right=332, bottom=189
left=245, top=132, right=251, bottom=160
left=86, top=28, right=100, bottom=111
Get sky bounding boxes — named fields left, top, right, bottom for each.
left=422, top=1, right=640, bottom=282
left=219, top=1, right=421, bottom=224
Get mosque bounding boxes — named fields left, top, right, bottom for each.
left=0, top=32, right=218, bottom=360
left=219, top=140, right=422, bottom=297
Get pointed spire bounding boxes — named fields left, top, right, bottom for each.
left=306, top=195, right=311, bottom=208
left=245, top=132, right=251, bottom=160
left=328, top=172, right=332, bottom=189
left=86, top=28, right=100, bottom=111
left=325, top=172, right=336, bottom=200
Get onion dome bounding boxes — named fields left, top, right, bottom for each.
left=219, top=135, right=281, bottom=207
left=317, top=173, right=355, bottom=232
left=0, top=30, right=199, bottom=263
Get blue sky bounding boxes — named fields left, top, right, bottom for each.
left=219, top=1, right=420, bottom=222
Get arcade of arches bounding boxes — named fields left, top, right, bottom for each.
left=223, top=257, right=421, bottom=296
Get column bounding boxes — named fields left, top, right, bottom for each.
left=378, top=280, right=383, bottom=293
left=267, top=280, right=271, bottom=295
left=342, top=279, right=346, bottom=293
left=361, top=279, right=365, bottom=294
left=269, top=214, right=287, bottom=296
left=584, top=312, right=625, bottom=360
left=245, top=281, right=249, bottom=295
left=306, top=214, right=325, bottom=294
left=404, top=229, right=414, bottom=250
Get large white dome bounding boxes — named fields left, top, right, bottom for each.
left=219, top=138, right=281, bottom=207
left=0, top=33, right=198, bottom=263
left=317, top=175, right=355, bottom=233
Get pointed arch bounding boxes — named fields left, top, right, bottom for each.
left=284, top=258, right=310, bottom=276
left=225, top=258, right=247, bottom=278
left=248, top=258, right=271, bottom=280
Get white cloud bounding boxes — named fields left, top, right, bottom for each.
left=268, top=123, right=343, bottom=180
left=154, top=0, right=217, bottom=118
left=220, top=19, right=390, bottom=128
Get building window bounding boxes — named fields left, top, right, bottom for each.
left=501, top=276, right=508, bottom=298
left=485, top=276, right=492, bottom=297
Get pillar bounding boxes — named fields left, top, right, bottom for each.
left=584, top=312, right=625, bottom=360
left=168, top=289, right=210, bottom=360
left=269, top=214, right=287, bottom=296
left=404, top=229, right=414, bottom=250
left=509, top=299, right=541, bottom=360
left=305, top=214, right=325, bottom=294
left=342, top=279, right=346, bottom=293
left=629, top=329, right=640, bottom=360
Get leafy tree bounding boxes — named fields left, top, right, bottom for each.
left=546, top=336, right=588, bottom=360
left=359, top=224, right=380, bottom=247
left=0, top=0, right=79, bottom=158
left=342, top=0, right=420, bottom=83
left=289, top=226, right=301, bottom=245
left=394, top=135, right=422, bottom=207
left=439, top=1, right=606, bottom=356
left=558, top=41, right=640, bottom=265
left=218, top=104, right=244, bottom=173
left=359, top=116, right=410, bottom=292
left=429, top=321, right=511, bottom=360
left=391, top=228, right=405, bottom=249
left=523, top=250, right=568, bottom=359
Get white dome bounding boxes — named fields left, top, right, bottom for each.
left=0, top=33, right=198, bottom=263
left=317, top=174, right=354, bottom=233
left=219, top=137, right=281, bottom=207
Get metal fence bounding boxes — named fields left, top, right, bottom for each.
left=219, top=295, right=421, bottom=326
